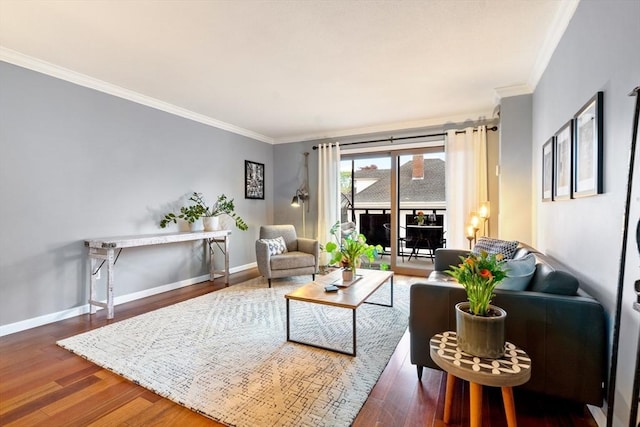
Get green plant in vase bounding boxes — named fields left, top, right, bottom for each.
left=160, top=192, right=248, bottom=231
left=446, top=250, right=507, bottom=316
left=323, top=221, right=386, bottom=276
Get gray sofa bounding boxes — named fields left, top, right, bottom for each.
left=409, top=244, right=606, bottom=405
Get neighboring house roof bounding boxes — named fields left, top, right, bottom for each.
left=351, top=159, right=445, bottom=206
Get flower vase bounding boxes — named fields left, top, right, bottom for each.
left=455, top=301, right=507, bottom=358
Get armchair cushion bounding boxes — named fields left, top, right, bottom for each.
left=259, top=236, right=288, bottom=256
left=271, top=252, right=316, bottom=270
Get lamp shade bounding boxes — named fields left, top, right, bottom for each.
left=479, top=202, right=491, bottom=219
left=291, top=195, right=300, bottom=207
left=468, top=211, right=480, bottom=229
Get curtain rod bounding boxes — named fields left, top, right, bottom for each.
left=311, top=126, right=498, bottom=150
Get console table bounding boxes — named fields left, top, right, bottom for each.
left=85, top=230, right=231, bottom=319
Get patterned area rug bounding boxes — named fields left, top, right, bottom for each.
left=58, top=275, right=409, bottom=426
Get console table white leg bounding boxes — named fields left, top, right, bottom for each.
left=89, top=250, right=98, bottom=315
left=106, top=248, right=115, bottom=319
left=209, top=236, right=230, bottom=286
left=223, top=235, right=229, bottom=285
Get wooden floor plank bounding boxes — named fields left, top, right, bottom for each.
left=0, top=270, right=599, bottom=427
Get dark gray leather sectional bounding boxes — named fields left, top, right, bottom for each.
left=409, top=244, right=606, bottom=405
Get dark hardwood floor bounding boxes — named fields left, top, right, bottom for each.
left=0, top=270, right=598, bottom=426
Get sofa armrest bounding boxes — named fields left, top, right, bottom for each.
left=255, top=240, right=272, bottom=277
left=434, top=248, right=470, bottom=271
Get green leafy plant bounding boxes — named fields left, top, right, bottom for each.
left=446, top=250, right=507, bottom=316
left=160, top=192, right=248, bottom=231
left=323, top=221, right=387, bottom=275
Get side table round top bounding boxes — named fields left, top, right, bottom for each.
left=430, top=331, right=531, bottom=388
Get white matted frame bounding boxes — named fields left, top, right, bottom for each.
left=553, top=120, right=573, bottom=201
left=542, top=137, right=554, bottom=202
left=573, top=91, right=604, bottom=197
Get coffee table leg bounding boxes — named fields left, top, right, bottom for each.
left=470, top=382, right=483, bottom=427
left=286, top=298, right=290, bottom=341
left=501, top=387, right=517, bottom=427
left=352, top=309, right=357, bottom=356
left=444, top=373, right=455, bottom=423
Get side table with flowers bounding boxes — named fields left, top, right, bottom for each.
left=447, top=250, right=508, bottom=358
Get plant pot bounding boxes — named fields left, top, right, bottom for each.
left=203, top=216, right=220, bottom=231
left=189, top=218, right=204, bottom=232
left=342, top=269, right=354, bottom=282
left=455, top=301, right=506, bottom=358
left=177, top=219, right=191, bottom=232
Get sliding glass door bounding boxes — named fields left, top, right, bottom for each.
left=340, top=144, right=445, bottom=276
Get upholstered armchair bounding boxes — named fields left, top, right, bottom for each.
left=255, top=225, right=319, bottom=287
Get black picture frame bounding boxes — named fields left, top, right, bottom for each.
left=553, top=120, right=573, bottom=201
left=245, top=160, right=264, bottom=199
left=573, top=91, right=604, bottom=197
left=542, top=137, right=554, bottom=202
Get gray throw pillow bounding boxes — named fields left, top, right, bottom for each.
left=499, top=253, right=536, bottom=291
left=259, top=236, right=288, bottom=256
left=471, top=237, right=519, bottom=259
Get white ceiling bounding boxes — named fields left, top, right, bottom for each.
left=0, top=0, right=578, bottom=144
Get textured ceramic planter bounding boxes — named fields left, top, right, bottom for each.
left=203, top=216, right=220, bottom=231
left=455, top=302, right=507, bottom=358
left=342, top=269, right=354, bottom=282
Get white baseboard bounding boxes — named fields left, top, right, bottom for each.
left=588, top=404, right=606, bottom=427
left=0, top=263, right=257, bottom=337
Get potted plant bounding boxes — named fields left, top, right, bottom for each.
left=447, top=250, right=508, bottom=358
left=414, top=211, right=425, bottom=225
left=323, top=221, right=385, bottom=281
left=160, top=192, right=248, bottom=231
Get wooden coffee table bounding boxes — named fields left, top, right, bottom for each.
left=285, top=268, right=393, bottom=356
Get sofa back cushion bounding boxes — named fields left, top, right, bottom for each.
left=528, top=264, right=580, bottom=295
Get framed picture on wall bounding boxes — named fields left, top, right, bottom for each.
left=553, top=120, right=573, bottom=200
left=573, top=91, right=604, bottom=197
left=245, top=160, right=264, bottom=199
left=542, top=137, right=554, bottom=202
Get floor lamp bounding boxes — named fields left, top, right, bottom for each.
left=291, top=152, right=310, bottom=237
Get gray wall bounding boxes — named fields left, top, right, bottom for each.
left=0, top=62, right=273, bottom=327
left=498, top=94, right=533, bottom=243
left=532, top=1, right=639, bottom=424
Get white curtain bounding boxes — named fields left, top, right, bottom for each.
left=317, top=143, right=341, bottom=264
left=445, top=126, right=488, bottom=249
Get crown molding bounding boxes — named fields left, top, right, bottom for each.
left=275, top=110, right=495, bottom=144
left=527, top=0, right=580, bottom=91
left=0, top=47, right=275, bottom=144
left=494, top=84, right=534, bottom=103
